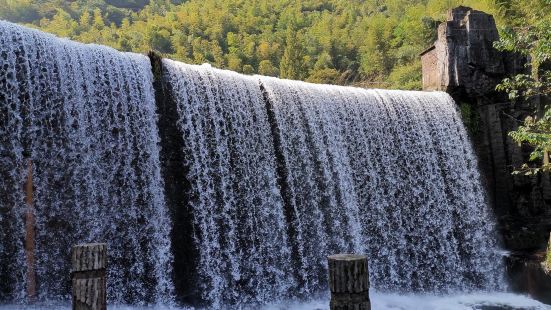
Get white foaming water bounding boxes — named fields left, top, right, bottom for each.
left=162, top=60, right=293, bottom=308
left=264, top=292, right=550, bottom=310
left=160, top=57, right=507, bottom=308
left=0, top=292, right=548, bottom=309
left=0, top=21, right=173, bottom=304
left=0, top=21, right=532, bottom=309
left=260, top=76, right=505, bottom=295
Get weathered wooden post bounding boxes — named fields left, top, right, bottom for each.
left=24, top=159, right=37, bottom=302
left=327, top=254, right=370, bottom=310
left=71, top=243, right=107, bottom=310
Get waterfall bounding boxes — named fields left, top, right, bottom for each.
left=161, top=60, right=294, bottom=308
left=0, top=21, right=507, bottom=309
left=0, top=22, right=173, bottom=304
left=260, top=77, right=505, bottom=294
left=162, top=61, right=505, bottom=307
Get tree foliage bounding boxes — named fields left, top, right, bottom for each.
left=494, top=0, right=551, bottom=175
left=1, top=0, right=499, bottom=88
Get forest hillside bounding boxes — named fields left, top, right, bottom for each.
left=0, top=0, right=514, bottom=89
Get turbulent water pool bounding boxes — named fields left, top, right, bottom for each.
left=276, top=292, right=550, bottom=310
left=1, top=292, right=549, bottom=310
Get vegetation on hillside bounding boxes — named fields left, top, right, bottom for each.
left=494, top=0, right=551, bottom=175
left=0, top=0, right=501, bottom=89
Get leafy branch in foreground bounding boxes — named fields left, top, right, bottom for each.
left=509, top=109, right=551, bottom=175
left=494, top=0, right=551, bottom=175
left=496, top=72, right=551, bottom=101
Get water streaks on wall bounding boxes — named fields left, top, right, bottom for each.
left=0, top=21, right=505, bottom=309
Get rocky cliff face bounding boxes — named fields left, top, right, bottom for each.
left=434, top=6, right=506, bottom=96
left=421, top=6, right=551, bottom=252
left=421, top=8, right=551, bottom=303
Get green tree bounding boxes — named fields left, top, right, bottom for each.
left=40, top=9, right=77, bottom=38
left=388, top=61, right=422, bottom=90
left=148, top=27, right=174, bottom=54
left=313, top=52, right=333, bottom=70
left=307, top=68, right=340, bottom=84
left=359, top=15, right=395, bottom=81
left=243, top=64, right=254, bottom=75
left=92, top=8, right=105, bottom=31
left=79, top=10, right=92, bottom=32
left=258, top=60, right=278, bottom=76
left=494, top=0, right=551, bottom=175
left=0, top=0, right=39, bottom=23
left=227, top=53, right=243, bottom=72
left=0, top=0, right=514, bottom=89
left=280, top=24, right=306, bottom=80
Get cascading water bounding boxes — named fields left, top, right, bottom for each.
left=259, top=77, right=505, bottom=294
left=161, top=60, right=505, bottom=307
left=0, top=21, right=513, bottom=309
left=0, top=22, right=173, bottom=304
left=161, top=60, right=294, bottom=308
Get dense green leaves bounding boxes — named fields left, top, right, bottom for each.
left=509, top=110, right=551, bottom=175
left=1, top=0, right=499, bottom=87
left=280, top=23, right=306, bottom=80
left=494, top=0, right=551, bottom=175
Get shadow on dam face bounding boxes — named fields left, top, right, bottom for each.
left=149, top=52, right=201, bottom=306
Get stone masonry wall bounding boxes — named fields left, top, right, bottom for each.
left=421, top=6, right=551, bottom=251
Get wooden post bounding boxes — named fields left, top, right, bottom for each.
left=327, top=254, right=370, bottom=310
left=24, top=159, right=36, bottom=301
left=71, top=243, right=107, bottom=310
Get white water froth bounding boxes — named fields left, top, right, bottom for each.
left=162, top=60, right=293, bottom=308
left=0, top=292, right=548, bottom=310
left=265, top=292, right=550, bottom=310
left=0, top=20, right=512, bottom=308
left=0, top=21, right=173, bottom=304
left=260, top=76, right=505, bottom=295
left=161, top=58, right=506, bottom=308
